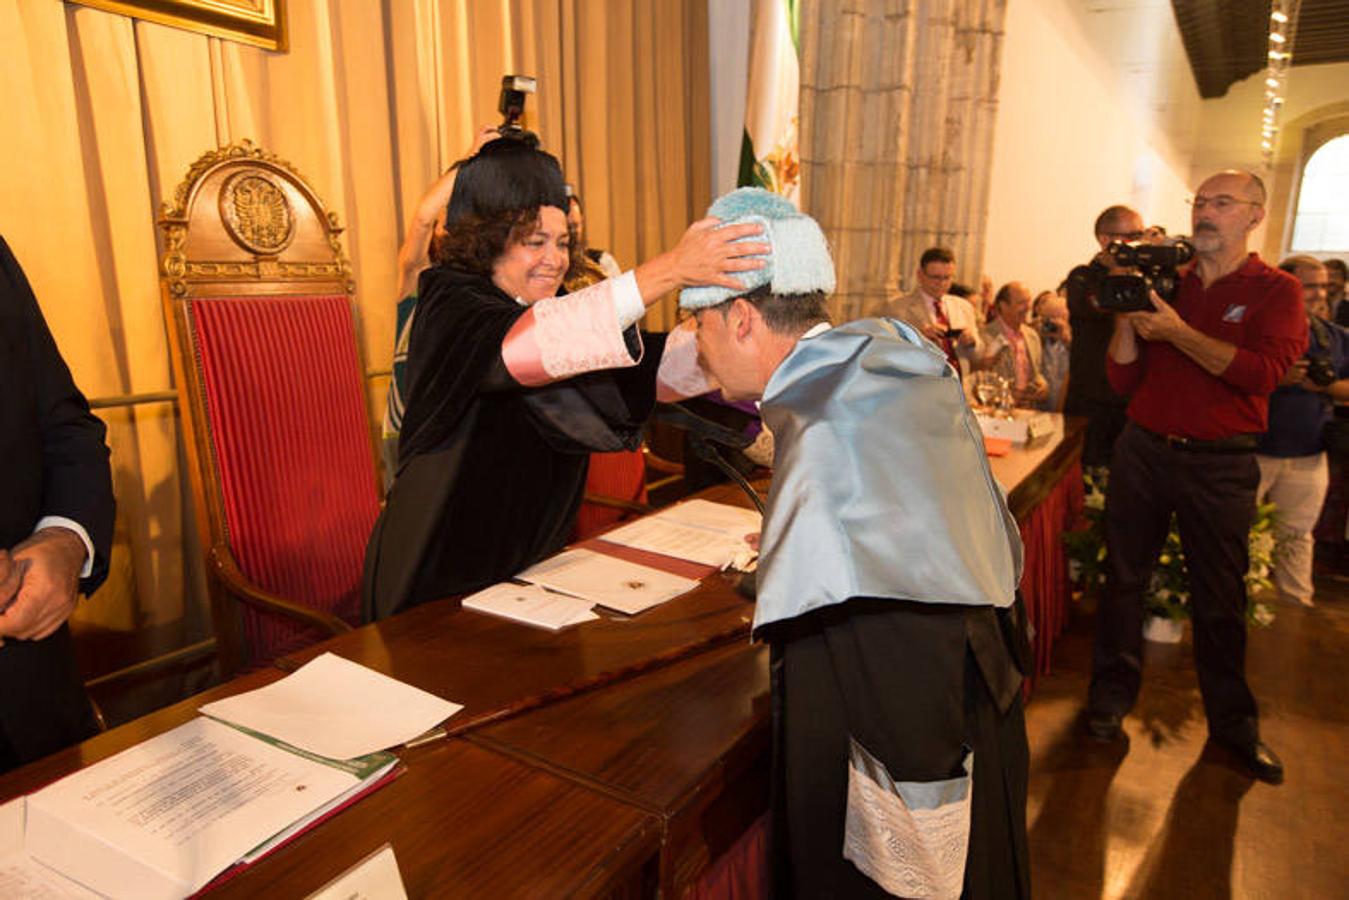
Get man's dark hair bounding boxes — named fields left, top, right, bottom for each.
left=949, top=282, right=974, bottom=299
left=1094, top=205, right=1140, bottom=237
left=704, top=284, right=831, bottom=335
left=994, top=282, right=1018, bottom=307
left=919, top=246, right=955, bottom=269
left=1325, top=258, right=1348, bottom=279
left=1279, top=254, right=1323, bottom=275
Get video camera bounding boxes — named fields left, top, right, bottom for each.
left=1098, top=237, right=1195, bottom=313
left=497, top=75, right=538, bottom=142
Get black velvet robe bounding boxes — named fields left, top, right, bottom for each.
left=362, top=267, right=665, bottom=620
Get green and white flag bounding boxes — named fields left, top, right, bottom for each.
left=738, top=0, right=801, bottom=205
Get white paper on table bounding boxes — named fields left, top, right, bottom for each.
left=24, top=717, right=359, bottom=900
left=462, top=582, right=599, bottom=631
left=305, top=843, right=408, bottom=900
left=517, top=548, right=699, bottom=615
left=200, top=652, right=462, bottom=760
left=601, top=499, right=760, bottom=567
left=0, top=800, right=101, bottom=899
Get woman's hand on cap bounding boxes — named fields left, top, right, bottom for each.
left=673, top=218, right=770, bottom=290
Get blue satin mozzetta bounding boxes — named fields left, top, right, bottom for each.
left=754, top=318, right=1024, bottom=634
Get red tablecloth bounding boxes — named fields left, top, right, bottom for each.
left=1018, top=460, right=1084, bottom=683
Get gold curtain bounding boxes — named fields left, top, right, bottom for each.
left=798, top=0, right=1007, bottom=321
left=0, top=0, right=709, bottom=677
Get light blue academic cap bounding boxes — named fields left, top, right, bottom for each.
left=679, top=187, right=836, bottom=310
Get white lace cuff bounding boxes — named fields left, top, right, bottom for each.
left=500, top=275, right=643, bottom=386
left=656, top=320, right=715, bottom=401
left=843, top=738, right=973, bottom=900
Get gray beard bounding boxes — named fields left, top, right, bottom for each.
left=1192, top=230, right=1221, bottom=253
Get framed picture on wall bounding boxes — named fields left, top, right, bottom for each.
left=69, top=0, right=288, bottom=52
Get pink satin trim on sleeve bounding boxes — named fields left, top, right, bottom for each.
left=501, top=309, right=551, bottom=386
left=499, top=279, right=640, bottom=386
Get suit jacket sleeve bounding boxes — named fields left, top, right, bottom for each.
left=1, top=237, right=115, bottom=594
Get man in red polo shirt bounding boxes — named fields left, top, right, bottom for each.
left=1084, top=170, right=1305, bottom=785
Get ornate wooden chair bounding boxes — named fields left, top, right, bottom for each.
left=159, top=142, right=380, bottom=674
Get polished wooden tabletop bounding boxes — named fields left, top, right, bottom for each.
left=471, top=640, right=772, bottom=896
left=278, top=484, right=762, bottom=735
left=207, top=737, right=660, bottom=899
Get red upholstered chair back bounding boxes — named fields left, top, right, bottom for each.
left=160, top=142, right=379, bottom=673
left=573, top=450, right=649, bottom=540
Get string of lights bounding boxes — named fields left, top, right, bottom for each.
left=1261, top=0, right=1302, bottom=167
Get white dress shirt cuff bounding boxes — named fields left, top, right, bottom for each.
left=34, top=516, right=95, bottom=579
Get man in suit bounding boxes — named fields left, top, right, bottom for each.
left=982, top=281, right=1050, bottom=407
left=0, top=235, right=113, bottom=771
left=881, top=246, right=984, bottom=379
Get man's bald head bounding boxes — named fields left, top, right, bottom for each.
left=1093, top=205, right=1144, bottom=250
left=1199, top=169, right=1267, bottom=206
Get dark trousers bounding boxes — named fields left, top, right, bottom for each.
left=769, top=600, right=1030, bottom=900
left=1081, top=402, right=1128, bottom=469
left=1089, top=423, right=1260, bottom=744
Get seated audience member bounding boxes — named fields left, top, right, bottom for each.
left=0, top=236, right=114, bottom=771
left=1064, top=204, right=1144, bottom=468
left=683, top=187, right=1029, bottom=899
left=982, top=281, right=1049, bottom=406
left=1257, top=256, right=1349, bottom=607
left=382, top=126, right=497, bottom=475
left=565, top=187, right=622, bottom=280
left=1327, top=258, right=1348, bottom=326
left=362, top=138, right=765, bottom=619
left=881, top=246, right=984, bottom=379
left=1035, top=292, right=1072, bottom=412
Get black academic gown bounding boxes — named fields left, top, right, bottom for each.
left=362, top=267, right=665, bottom=620
left=0, top=236, right=110, bottom=770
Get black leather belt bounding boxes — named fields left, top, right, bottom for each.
left=1138, top=425, right=1257, bottom=453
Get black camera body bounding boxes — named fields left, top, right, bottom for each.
left=1098, top=237, right=1196, bottom=313
left=497, top=75, right=538, bottom=141
left=1306, top=354, right=1337, bottom=387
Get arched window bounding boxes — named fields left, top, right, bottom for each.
left=1290, top=134, right=1349, bottom=252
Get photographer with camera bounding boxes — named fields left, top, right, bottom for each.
left=1084, top=171, right=1306, bottom=785
left=1255, top=256, right=1349, bottom=608
left=1064, top=205, right=1145, bottom=467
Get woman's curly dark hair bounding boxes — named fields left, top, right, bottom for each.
left=433, top=208, right=541, bottom=274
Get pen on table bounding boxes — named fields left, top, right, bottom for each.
left=403, top=725, right=448, bottom=749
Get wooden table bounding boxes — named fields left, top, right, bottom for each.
left=207, top=738, right=661, bottom=899
left=472, top=641, right=772, bottom=897
left=277, top=484, right=760, bottom=736
left=0, top=431, right=1080, bottom=898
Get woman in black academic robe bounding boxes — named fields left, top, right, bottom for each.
left=362, top=139, right=763, bottom=620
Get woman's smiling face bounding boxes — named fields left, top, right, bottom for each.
left=491, top=206, right=570, bottom=303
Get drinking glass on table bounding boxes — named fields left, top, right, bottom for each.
left=971, top=371, right=1001, bottom=413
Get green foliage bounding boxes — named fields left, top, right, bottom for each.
left=1063, top=470, right=1276, bottom=627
